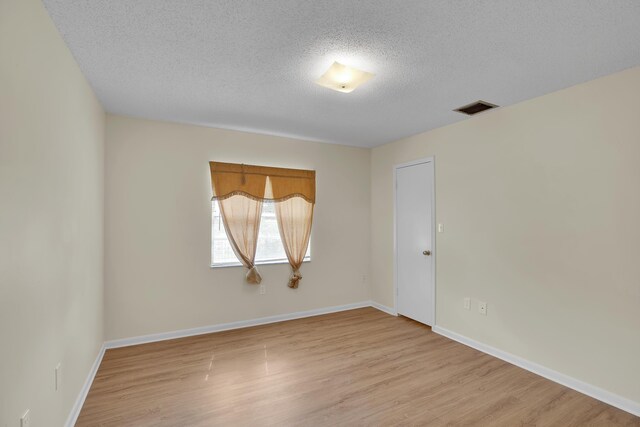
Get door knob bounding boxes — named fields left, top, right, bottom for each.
left=423, top=250, right=431, bottom=256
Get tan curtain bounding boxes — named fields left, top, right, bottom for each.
left=210, top=162, right=268, bottom=284
left=266, top=169, right=315, bottom=203
left=217, top=195, right=263, bottom=284
left=274, top=195, right=314, bottom=288
left=210, top=161, right=315, bottom=287
left=267, top=168, right=315, bottom=288
left=210, top=162, right=314, bottom=202
left=210, top=162, right=267, bottom=201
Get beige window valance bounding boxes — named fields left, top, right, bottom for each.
left=209, top=162, right=316, bottom=203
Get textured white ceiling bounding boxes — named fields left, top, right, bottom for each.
left=43, top=0, right=640, bottom=147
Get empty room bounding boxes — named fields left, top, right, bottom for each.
left=2, top=0, right=640, bottom=425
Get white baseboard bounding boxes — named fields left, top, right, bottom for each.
left=369, top=301, right=397, bottom=316
left=105, top=301, right=372, bottom=349
left=65, top=343, right=105, bottom=427
left=432, top=326, right=640, bottom=417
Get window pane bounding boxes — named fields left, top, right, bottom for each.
left=211, top=200, right=310, bottom=266
left=255, top=202, right=286, bottom=261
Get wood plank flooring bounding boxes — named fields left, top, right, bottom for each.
left=77, top=308, right=639, bottom=426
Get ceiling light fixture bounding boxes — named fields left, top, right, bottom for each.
left=315, top=61, right=374, bottom=94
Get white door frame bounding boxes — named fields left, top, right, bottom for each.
left=393, top=156, right=436, bottom=325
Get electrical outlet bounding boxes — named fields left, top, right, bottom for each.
left=20, top=410, right=30, bottom=427
left=478, top=301, right=487, bottom=315
left=55, top=363, right=61, bottom=391
left=463, top=297, right=470, bottom=310
left=259, top=284, right=266, bottom=295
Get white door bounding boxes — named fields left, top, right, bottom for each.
left=396, top=160, right=435, bottom=326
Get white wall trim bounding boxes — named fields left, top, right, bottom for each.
left=65, top=343, right=106, bottom=427
left=105, top=301, right=371, bottom=349
left=370, top=301, right=397, bottom=316
left=432, top=325, right=640, bottom=417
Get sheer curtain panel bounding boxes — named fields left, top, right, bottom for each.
left=274, top=196, right=314, bottom=288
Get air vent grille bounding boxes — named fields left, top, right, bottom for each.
left=454, top=100, right=498, bottom=115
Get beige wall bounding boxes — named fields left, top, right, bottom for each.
left=105, top=115, right=370, bottom=340
left=0, top=0, right=105, bottom=425
left=371, top=67, right=640, bottom=403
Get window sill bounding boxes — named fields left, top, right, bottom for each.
left=210, top=258, right=311, bottom=269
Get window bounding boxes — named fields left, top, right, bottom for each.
left=211, top=200, right=311, bottom=267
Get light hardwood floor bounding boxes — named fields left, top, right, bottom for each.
left=77, top=308, right=638, bottom=426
